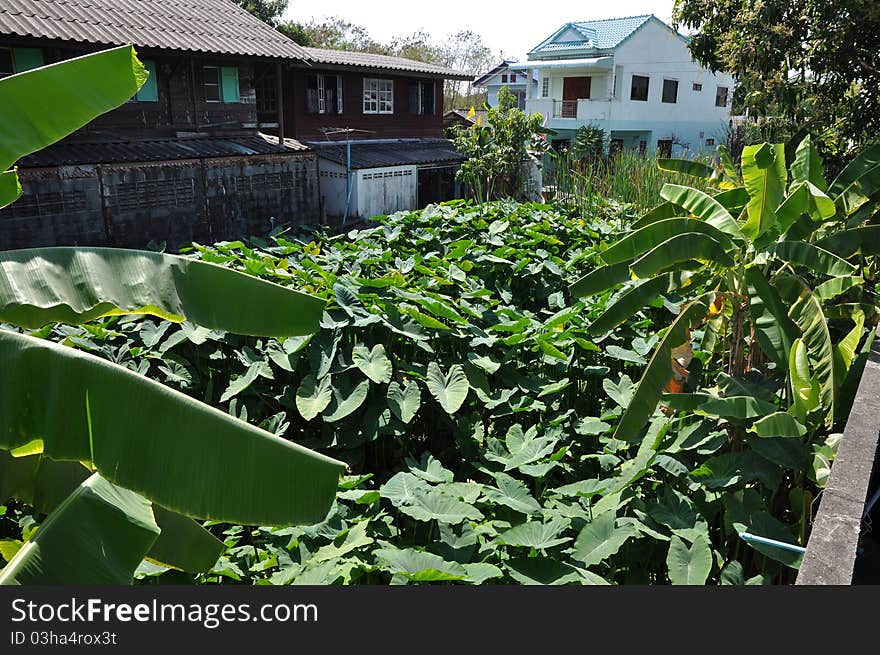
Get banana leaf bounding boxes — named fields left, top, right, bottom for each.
left=600, top=218, right=735, bottom=266
left=569, top=261, right=631, bottom=299
left=612, top=292, right=714, bottom=441
left=0, top=247, right=326, bottom=336
left=0, top=45, right=147, bottom=172
left=740, top=143, right=786, bottom=241
left=0, top=473, right=159, bottom=585
left=630, top=233, right=734, bottom=278
left=769, top=241, right=856, bottom=277
left=0, top=330, right=345, bottom=526
left=0, top=169, right=22, bottom=209
left=586, top=274, right=674, bottom=335
left=660, top=184, right=745, bottom=240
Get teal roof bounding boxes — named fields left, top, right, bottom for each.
left=529, top=15, right=654, bottom=56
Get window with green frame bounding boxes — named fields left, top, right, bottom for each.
left=204, top=65, right=240, bottom=103
left=135, top=60, right=158, bottom=102
left=0, top=47, right=44, bottom=78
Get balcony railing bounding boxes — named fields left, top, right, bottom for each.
left=553, top=100, right=578, bottom=118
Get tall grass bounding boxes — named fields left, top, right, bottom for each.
left=546, top=149, right=713, bottom=215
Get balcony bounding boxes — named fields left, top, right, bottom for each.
left=526, top=97, right=612, bottom=124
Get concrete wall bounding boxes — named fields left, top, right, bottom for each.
left=1, top=153, right=319, bottom=251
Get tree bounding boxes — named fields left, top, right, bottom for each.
left=233, top=0, right=289, bottom=26
left=452, top=87, right=551, bottom=202
left=673, top=0, right=880, bottom=157
left=281, top=16, right=384, bottom=52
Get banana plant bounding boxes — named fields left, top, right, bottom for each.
left=0, top=46, right=346, bottom=585
left=570, top=136, right=880, bottom=447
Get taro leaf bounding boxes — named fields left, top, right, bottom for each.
left=311, top=521, right=373, bottom=563
left=148, top=505, right=224, bottom=573
left=482, top=472, right=542, bottom=516
left=406, top=453, right=454, bottom=483
left=603, top=375, right=635, bottom=408
left=494, top=517, right=571, bottom=549
left=463, top=562, right=503, bottom=584
left=690, top=452, right=778, bottom=490
left=387, top=380, right=421, bottom=424
left=666, top=534, right=712, bottom=585
left=725, top=490, right=803, bottom=568
left=491, top=424, right=558, bottom=471
left=575, top=417, right=611, bottom=436
left=467, top=352, right=501, bottom=374
left=0, top=473, right=159, bottom=585
left=425, top=362, right=470, bottom=414
left=323, top=374, right=370, bottom=423
left=352, top=343, right=392, bottom=384
left=0, top=248, right=325, bottom=336
left=719, top=560, right=745, bottom=585
left=0, top=331, right=344, bottom=526
left=505, top=557, right=584, bottom=585
left=571, top=512, right=635, bottom=567
left=374, top=548, right=467, bottom=582
left=648, top=488, right=698, bottom=532
left=220, top=362, right=264, bottom=403
left=379, top=472, right=427, bottom=507
left=604, top=345, right=647, bottom=365
left=295, top=373, right=333, bottom=421
left=749, top=412, right=807, bottom=438
left=398, top=489, right=484, bottom=524
left=333, top=283, right=363, bottom=316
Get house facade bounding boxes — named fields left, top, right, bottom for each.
left=282, top=48, right=472, bottom=224
left=472, top=61, right=538, bottom=109
left=515, top=15, right=735, bottom=156
left=0, top=1, right=470, bottom=248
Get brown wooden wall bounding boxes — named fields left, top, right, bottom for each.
left=285, top=68, right=444, bottom=142
left=0, top=37, right=261, bottom=137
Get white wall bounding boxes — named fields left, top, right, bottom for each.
left=317, top=159, right=356, bottom=220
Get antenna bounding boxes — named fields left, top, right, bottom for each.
left=318, top=127, right=375, bottom=226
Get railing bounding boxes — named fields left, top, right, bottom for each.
left=796, top=322, right=880, bottom=584
left=553, top=100, right=578, bottom=118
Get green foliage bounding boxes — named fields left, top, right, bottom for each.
left=0, top=48, right=343, bottom=585
left=452, top=87, right=552, bottom=202
left=674, top=0, right=880, bottom=155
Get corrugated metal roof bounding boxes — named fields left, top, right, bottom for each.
left=18, top=133, right=310, bottom=166
left=529, top=15, right=654, bottom=56
left=0, top=0, right=311, bottom=60
left=302, top=47, right=471, bottom=79
left=309, top=138, right=463, bottom=170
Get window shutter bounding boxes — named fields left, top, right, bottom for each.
left=221, top=66, right=240, bottom=103
left=409, top=84, right=420, bottom=114
left=12, top=48, right=43, bottom=72
left=136, top=60, right=159, bottom=102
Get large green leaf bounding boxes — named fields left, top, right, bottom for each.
left=0, top=330, right=345, bottom=526
left=630, top=201, right=680, bottom=230
left=586, top=275, right=672, bottom=335
left=398, top=489, right=483, bottom=524
left=0, top=451, right=222, bottom=573
left=571, top=512, right=634, bottom=567
left=749, top=412, right=807, bottom=438
left=816, top=226, right=880, bottom=258
left=769, top=241, right=856, bottom=277
left=352, top=343, right=392, bottom=384
left=0, top=169, right=22, bottom=209
left=666, top=534, right=712, bottom=585
left=740, top=143, right=786, bottom=241
left=323, top=374, right=370, bottom=423
left=295, top=373, right=334, bottom=421
left=789, top=338, right=820, bottom=425
left=0, top=473, right=159, bottom=585
left=0, top=45, right=147, bottom=172
left=612, top=292, right=713, bottom=441
left=425, top=362, right=470, bottom=414
left=630, top=234, right=733, bottom=278
left=660, top=184, right=744, bottom=240
left=374, top=548, right=467, bottom=582
left=746, top=267, right=800, bottom=371
left=829, top=142, right=880, bottom=214
left=786, top=285, right=837, bottom=425
left=791, top=135, right=827, bottom=191
left=387, top=380, right=421, bottom=424
left=495, top=518, right=571, bottom=549
left=569, top=261, right=631, bottom=299
left=657, top=158, right=715, bottom=179
left=0, top=248, right=326, bottom=336
left=600, top=218, right=735, bottom=265
left=482, top=472, right=542, bottom=516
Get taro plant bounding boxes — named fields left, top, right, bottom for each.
left=0, top=46, right=345, bottom=585
left=570, top=136, right=880, bottom=484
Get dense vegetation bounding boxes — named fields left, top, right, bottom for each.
left=4, top=143, right=874, bottom=582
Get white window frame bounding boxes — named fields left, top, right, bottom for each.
left=364, top=78, right=393, bottom=114
left=203, top=65, right=221, bottom=103
left=541, top=77, right=550, bottom=98
left=336, top=76, right=344, bottom=114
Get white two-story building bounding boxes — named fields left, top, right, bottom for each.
left=472, top=60, right=539, bottom=110
left=512, top=15, right=735, bottom=156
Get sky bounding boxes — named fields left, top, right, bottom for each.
left=283, top=1, right=677, bottom=62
